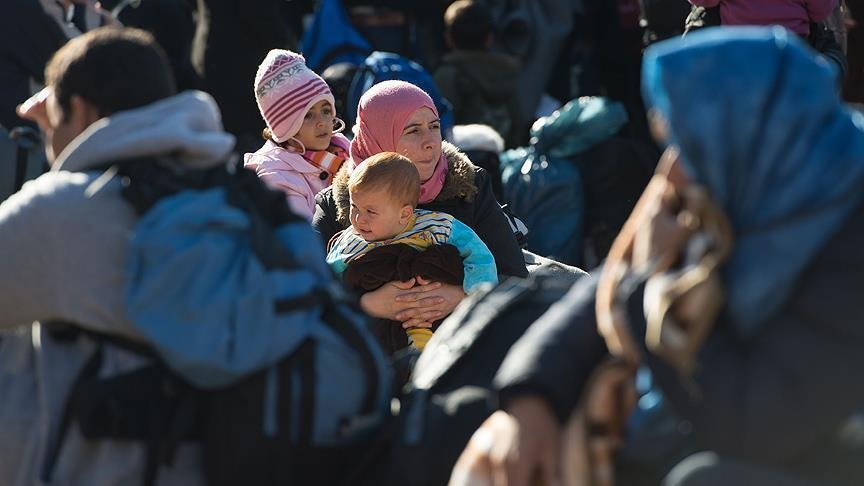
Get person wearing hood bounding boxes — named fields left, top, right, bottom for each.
left=449, top=26, right=864, bottom=486
left=5, top=27, right=235, bottom=485
left=433, top=0, right=525, bottom=148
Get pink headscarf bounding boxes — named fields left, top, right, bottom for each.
left=350, top=80, right=448, bottom=203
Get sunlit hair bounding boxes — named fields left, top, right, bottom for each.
left=445, top=0, right=492, bottom=50
left=349, top=152, right=420, bottom=207
left=46, top=27, right=176, bottom=120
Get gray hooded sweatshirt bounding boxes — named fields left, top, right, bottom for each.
left=0, top=91, right=235, bottom=485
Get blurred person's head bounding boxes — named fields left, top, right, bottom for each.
left=348, top=152, right=420, bottom=241
left=445, top=0, right=493, bottom=51
left=642, top=25, right=864, bottom=335
left=17, top=27, right=176, bottom=163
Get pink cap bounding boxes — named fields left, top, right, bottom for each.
left=254, top=49, right=335, bottom=143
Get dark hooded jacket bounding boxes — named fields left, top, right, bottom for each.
left=0, top=0, right=67, bottom=130
left=433, top=51, right=524, bottom=146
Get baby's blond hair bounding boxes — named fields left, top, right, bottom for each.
left=349, top=152, right=420, bottom=207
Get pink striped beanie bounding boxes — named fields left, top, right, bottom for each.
left=254, top=49, right=335, bottom=143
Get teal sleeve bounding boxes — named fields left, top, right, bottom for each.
left=325, top=240, right=348, bottom=276
left=447, top=218, right=499, bottom=293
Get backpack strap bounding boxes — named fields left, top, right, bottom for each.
left=40, top=328, right=106, bottom=484
left=500, top=203, right=528, bottom=248
left=97, top=157, right=307, bottom=271
left=275, top=287, right=381, bottom=420
left=40, top=322, right=200, bottom=486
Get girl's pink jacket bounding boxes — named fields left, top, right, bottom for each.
left=244, top=133, right=351, bottom=221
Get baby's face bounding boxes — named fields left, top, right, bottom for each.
left=349, top=189, right=410, bottom=242
left=295, top=100, right=335, bottom=151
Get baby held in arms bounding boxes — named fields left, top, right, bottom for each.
left=327, top=152, right=498, bottom=350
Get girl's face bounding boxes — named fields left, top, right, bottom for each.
left=395, top=107, right=442, bottom=181
left=294, top=99, right=335, bottom=151
left=349, top=189, right=413, bottom=242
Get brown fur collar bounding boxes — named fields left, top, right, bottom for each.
left=333, top=141, right=479, bottom=228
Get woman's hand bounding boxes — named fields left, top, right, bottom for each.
left=357, top=277, right=466, bottom=327
left=449, top=396, right=562, bottom=486
left=395, top=277, right=465, bottom=328
left=359, top=278, right=434, bottom=320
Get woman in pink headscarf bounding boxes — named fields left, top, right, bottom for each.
left=313, top=80, right=527, bottom=352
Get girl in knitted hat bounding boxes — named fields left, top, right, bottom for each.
left=245, top=49, right=350, bottom=220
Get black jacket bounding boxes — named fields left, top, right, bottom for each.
left=0, top=0, right=67, bottom=130
left=313, top=142, right=528, bottom=279
left=494, top=202, right=864, bottom=484
left=191, top=0, right=296, bottom=153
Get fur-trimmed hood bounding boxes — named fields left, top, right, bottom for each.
left=332, top=141, right=479, bottom=227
